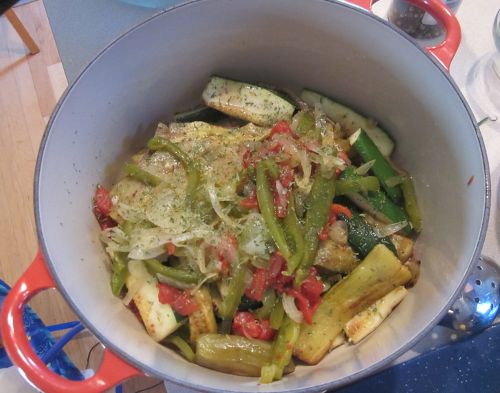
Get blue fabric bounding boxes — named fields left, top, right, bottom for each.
left=336, top=324, right=500, bottom=393
left=0, top=280, right=84, bottom=381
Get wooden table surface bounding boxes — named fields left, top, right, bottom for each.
left=0, top=2, right=165, bottom=392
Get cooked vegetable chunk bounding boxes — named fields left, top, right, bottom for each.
left=293, top=244, right=412, bottom=364
left=202, top=76, right=295, bottom=126
left=301, top=89, right=394, bottom=156
left=126, top=260, right=178, bottom=342
left=195, top=334, right=294, bottom=377
left=344, top=286, right=408, bottom=344
left=189, top=288, right=217, bottom=345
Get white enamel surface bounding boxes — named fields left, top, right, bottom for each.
left=35, top=0, right=487, bottom=392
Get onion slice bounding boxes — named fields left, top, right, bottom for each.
left=282, top=294, right=304, bottom=324
left=373, top=221, right=408, bottom=238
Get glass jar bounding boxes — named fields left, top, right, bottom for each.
left=388, top=0, right=463, bottom=39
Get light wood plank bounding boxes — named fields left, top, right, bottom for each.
left=5, top=9, right=39, bottom=55
left=0, top=2, right=167, bottom=392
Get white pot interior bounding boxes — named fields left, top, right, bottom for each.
left=35, top=0, right=488, bottom=391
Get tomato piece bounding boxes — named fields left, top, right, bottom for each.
left=158, top=283, right=198, bottom=316
left=330, top=203, right=353, bottom=219
left=258, top=319, right=276, bottom=341
left=273, top=272, right=294, bottom=294
left=269, top=120, right=292, bottom=136
left=242, top=148, right=254, bottom=169
left=232, top=311, right=258, bottom=337
left=318, top=226, right=330, bottom=241
left=240, top=190, right=259, bottom=209
left=338, top=151, right=351, bottom=166
left=232, top=312, right=275, bottom=341
left=97, top=216, right=117, bottom=230
left=172, top=291, right=199, bottom=316
left=166, top=242, right=176, bottom=256
left=268, top=253, right=286, bottom=283
left=287, top=288, right=314, bottom=324
left=217, top=234, right=239, bottom=274
left=301, top=268, right=323, bottom=304
left=279, top=163, right=294, bottom=188
left=93, top=185, right=113, bottom=216
left=158, top=283, right=180, bottom=304
left=245, top=269, right=268, bottom=301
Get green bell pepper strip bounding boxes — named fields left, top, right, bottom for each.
left=349, top=129, right=402, bottom=203
left=336, top=176, right=380, bottom=195
left=269, top=298, right=285, bottom=330
left=123, top=163, right=162, bottom=187
left=166, top=335, right=195, bottom=362
left=283, top=194, right=305, bottom=275
left=219, top=261, right=248, bottom=321
left=401, top=176, right=423, bottom=232
left=256, top=160, right=292, bottom=261
left=110, top=252, right=128, bottom=297
left=295, top=169, right=336, bottom=285
left=143, top=259, right=200, bottom=284
left=340, top=213, right=397, bottom=258
left=294, top=111, right=315, bottom=135
left=341, top=167, right=410, bottom=235
left=260, top=316, right=300, bottom=383
left=147, top=136, right=201, bottom=198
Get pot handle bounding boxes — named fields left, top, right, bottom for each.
left=346, top=0, right=461, bottom=70
left=0, top=250, right=143, bottom=393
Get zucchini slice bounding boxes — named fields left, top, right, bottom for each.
left=301, top=89, right=394, bottom=156
left=126, top=260, right=179, bottom=342
left=202, top=76, right=295, bottom=126
left=293, top=244, right=411, bottom=365
left=189, top=287, right=217, bottom=345
left=344, top=286, right=408, bottom=344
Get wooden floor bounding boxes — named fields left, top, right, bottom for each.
left=0, top=2, right=165, bottom=392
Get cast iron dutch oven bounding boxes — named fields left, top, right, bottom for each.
left=1, top=0, right=490, bottom=392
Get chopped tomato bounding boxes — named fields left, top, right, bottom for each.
left=258, top=319, right=276, bottom=341
left=279, top=163, right=294, bottom=188
left=300, top=268, right=323, bottom=304
left=287, top=289, right=313, bottom=324
left=172, top=291, right=199, bottom=316
left=158, top=283, right=198, bottom=316
left=268, top=120, right=295, bottom=138
left=97, top=216, right=117, bottom=230
left=318, top=226, right=330, bottom=241
left=245, top=268, right=268, bottom=301
left=93, top=185, right=113, bottom=216
left=338, top=151, right=351, bottom=166
left=273, top=271, right=294, bottom=294
left=158, top=283, right=178, bottom=304
left=166, top=242, right=176, bottom=256
left=285, top=268, right=323, bottom=325
left=92, top=185, right=117, bottom=229
left=268, top=253, right=286, bottom=283
left=239, top=190, right=259, bottom=210
left=319, top=203, right=352, bottom=241
left=232, top=312, right=275, bottom=341
left=216, top=234, right=239, bottom=274
left=330, top=203, right=353, bottom=219
left=242, top=149, right=254, bottom=169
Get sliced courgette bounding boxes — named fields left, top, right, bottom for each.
left=301, top=89, right=394, bottom=156
left=344, top=286, right=408, bottom=344
left=189, top=287, right=217, bottom=345
left=202, top=76, right=295, bottom=126
left=126, top=260, right=180, bottom=342
left=293, top=244, right=412, bottom=365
